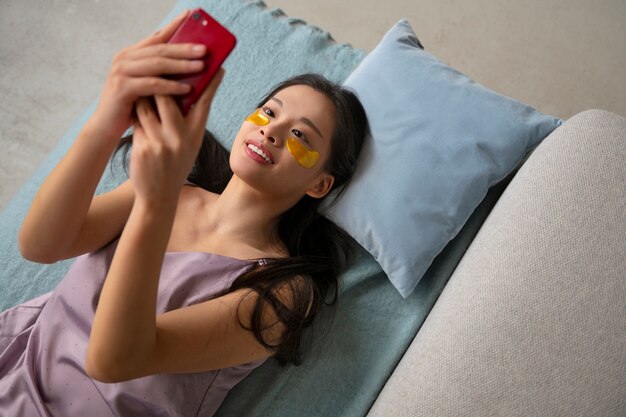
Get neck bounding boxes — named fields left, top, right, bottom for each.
left=203, top=175, right=300, bottom=254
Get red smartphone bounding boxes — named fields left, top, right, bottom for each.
left=166, top=8, right=236, bottom=115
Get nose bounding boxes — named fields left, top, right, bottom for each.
left=259, top=127, right=281, bottom=147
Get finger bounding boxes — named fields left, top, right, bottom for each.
left=208, top=68, right=225, bottom=97
left=126, top=77, right=191, bottom=97
left=187, top=69, right=225, bottom=126
left=120, top=54, right=204, bottom=77
left=136, top=9, right=190, bottom=47
left=135, top=97, right=162, bottom=134
left=153, top=94, right=183, bottom=132
left=121, top=42, right=207, bottom=63
left=131, top=118, right=146, bottom=147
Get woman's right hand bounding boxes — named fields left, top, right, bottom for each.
left=91, top=9, right=207, bottom=140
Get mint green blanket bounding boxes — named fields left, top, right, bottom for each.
left=0, top=1, right=506, bottom=415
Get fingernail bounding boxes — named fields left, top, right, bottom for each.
left=192, top=44, right=206, bottom=54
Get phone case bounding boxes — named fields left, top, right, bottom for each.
left=166, top=8, right=236, bottom=115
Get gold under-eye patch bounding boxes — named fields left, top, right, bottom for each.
left=286, top=137, right=320, bottom=168
left=245, top=109, right=269, bottom=126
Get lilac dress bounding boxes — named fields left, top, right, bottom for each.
left=0, top=237, right=267, bottom=416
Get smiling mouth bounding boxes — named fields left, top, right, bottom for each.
left=246, top=143, right=274, bottom=164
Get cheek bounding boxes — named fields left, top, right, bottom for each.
left=231, top=124, right=253, bottom=153
left=233, top=124, right=247, bottom=144
left=229, top=132, right=247, bottom=167
left=245, top=109, right=270, bottom=126
left=286, top=138, right=320, bottom=169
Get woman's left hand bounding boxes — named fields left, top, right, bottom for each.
left=129, top=69, right=224, bottom=206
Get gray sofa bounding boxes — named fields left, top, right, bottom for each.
left=367, top=109, right=626, bottom=416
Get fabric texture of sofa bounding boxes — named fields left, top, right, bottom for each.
left=367, top=109, right=626, bottom=416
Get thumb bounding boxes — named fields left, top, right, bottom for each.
left=187, top=68, right=225, bottom=127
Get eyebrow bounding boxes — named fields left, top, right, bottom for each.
left=269, top=97, right=326, bottom=142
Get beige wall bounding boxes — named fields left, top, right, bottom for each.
left=265, top=0, right=626, bottom=120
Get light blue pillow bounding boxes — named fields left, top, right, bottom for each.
left=325, top=20, right=562, bottom=298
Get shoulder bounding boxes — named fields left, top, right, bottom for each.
left=245, top=267, right=316, bottom=321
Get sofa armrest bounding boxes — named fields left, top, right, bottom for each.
left=368, top=110, right=626, bottom=417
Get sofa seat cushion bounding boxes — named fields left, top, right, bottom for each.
left=367, top=109, right=626, bottom=417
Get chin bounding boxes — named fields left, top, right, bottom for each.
left=230, top=157, right=268, bottom=191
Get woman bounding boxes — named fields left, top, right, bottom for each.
left=3, top=9, right=367, bottom=416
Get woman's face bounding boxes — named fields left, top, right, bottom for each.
left=230, top=84, right=336, bottom=200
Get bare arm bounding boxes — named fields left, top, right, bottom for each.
left=18, top=9, right=206, bottom=263
left=18, top=121, right=125, bottom=263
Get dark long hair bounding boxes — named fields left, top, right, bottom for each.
left=112, top=74, right=368, bottom=365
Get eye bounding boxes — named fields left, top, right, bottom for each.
left=262, top=106, right=275, bottom=118
left=291, top=129, right=310, bottom=143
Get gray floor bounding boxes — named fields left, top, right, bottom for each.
left=1, top=0, right=625, bottom=210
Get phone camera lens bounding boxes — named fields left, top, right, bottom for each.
left=192, top=12, right=201, bottom=20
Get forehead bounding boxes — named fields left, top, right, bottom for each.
left=270, top=85, right=336, bottom=142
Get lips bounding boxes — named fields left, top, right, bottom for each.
left=244, top=139, right=274, bottom=164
